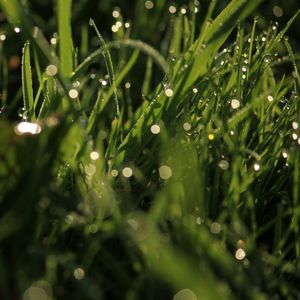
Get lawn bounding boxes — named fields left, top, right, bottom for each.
left=0, top=0, right=300, bottom=299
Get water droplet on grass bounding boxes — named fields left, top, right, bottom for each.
left=150, top=124, right=160, bottom=134
left=74, top=268, right=85, bottom=280
left=159, top=165, right=172, bottom=180
left=46, top=65, right=57, bottom=76
left=90, top=151, right=99, bottom=161
left=218, top=160, right=229, bottom=170
left=15, top=122, right=42, bottom=135
left=165, top=88, right=174, bottom=97
left=231, top=99, right=240, bottom=109
left=122, top=167, right=133, bottom=178
left=235, top=248, right=246, bottom=260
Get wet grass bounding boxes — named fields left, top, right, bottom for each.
left=0, top=1, right=300, bottom=299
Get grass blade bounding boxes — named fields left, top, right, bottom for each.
left=57, top=0, right=74, bottom=78
left=21, top=41, right=35, bottom=121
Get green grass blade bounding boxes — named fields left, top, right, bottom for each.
left=89, top=19, right=120, bottom=118
left=57, top=0, right=74, bottom=78
left=21, top=41, right=35, bottom=121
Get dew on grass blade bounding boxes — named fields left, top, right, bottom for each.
left=231, top=99, right=240, bottom=109
left=69, top=89, right=79, bottom=99
left=192, top=88, right=198, bottom=94
left=112, top=10, right=120, bottom=18
left=210, top=222, right=221, bottom=234
left=180, top=7, right=187, bottom=15
left=0, top=34, right=6, bottom=41
left=111, top=25, right=119, bottom=33
left=50, top=37, right=57, bottom=45
left=15, top=122, right=41, bottom=135
left=292, top=133, right=298, bottom=140
left=254, top=163, right=260, bottom=171
left=74, top=267, right=85, bottom=280
left=292, top=121, right=299, bottom=130
left=208, top=133, right=215, bottom=141
left=111, top=169, right=119, bottom=177
left=150, top=124, right=160, bottom=134
left=122, top=167, right=133, bottom=178
left=235, top=248, right=246, bottom=260
left=46, top=65, right=57, bottom=76
left=159, top=165, right=172, bottom=180
left=173, top=288, right=197, bottom=300
left=282, top=151, right=288, bottom=159
left=90, top=151, right=99, bottom=161
left=267, top=95, right=274, bottom=102
left=183, top=122, right=191, bottom=131
left=218, top=160, right=229, bottom=170
left=145, top=1, right=154, bottom=9
left=169, top=6, right=177, bottom=14
left=165, top=88, right=174, bottom=97
left=14, top=27, right=21, bottom=33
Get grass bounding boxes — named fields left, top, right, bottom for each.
left=0, top=0, right=300, bottom=299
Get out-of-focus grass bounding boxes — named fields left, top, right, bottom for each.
left=0, top=0, right=300, bottom=299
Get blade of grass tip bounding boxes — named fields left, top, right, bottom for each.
left=89, top=19, right=120, bottom=118
left=22, top=41, right=35, bottom=121
left=269, top=9, right=300, bottom=52
left=247, top=16, right=258, bottom=81
left=57, top=0, right=74, bottom=78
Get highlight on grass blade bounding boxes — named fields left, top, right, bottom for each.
left=22, top=41, right=35, bottom=121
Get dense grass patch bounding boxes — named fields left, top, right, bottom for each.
left=0, top=1, right=300, bottom=299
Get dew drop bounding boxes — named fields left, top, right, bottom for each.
left=159, top=165, right=172, bottom=180
left=69, top=89, right=79, bottom=99
left=74, top=268, right=85, bottom=280
left=208, top=133, right=215, bottom=141
left=231, top=99, right=240, bottom=109
left=145, top=0, right=154, bottom=9
left=112, top=10, right=120, bottom=18
left=0, top=34, right=6, bottom=41
left=122, top=167, right=133, bottom=178
left=90, top=151, right=99, bottom=161
left=183, top=122, right=191, bottom=131
left=46, top=65, right=57, bottom=76
left=169, top=5, right=177, bottom=14
left=292, top=121, right=299, bottom=130
left=165, top=88, right=174, bottom=97
left=15, top=122, right=41, bottom=135
left=267, top=95, right=274, bottom=102
left=218, top=160, right=229, bottom=170
left=253, top=163, right=260, bottom=171
left=111, top=169, right=119, bottom=177
left=210, top=222, right=221, bottom=234
left=235, top=248, right=246, bottom=260
left=150, top=124, right=160, bottom=134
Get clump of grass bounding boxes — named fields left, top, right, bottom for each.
left=0, top=0, right=300, bottom=299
